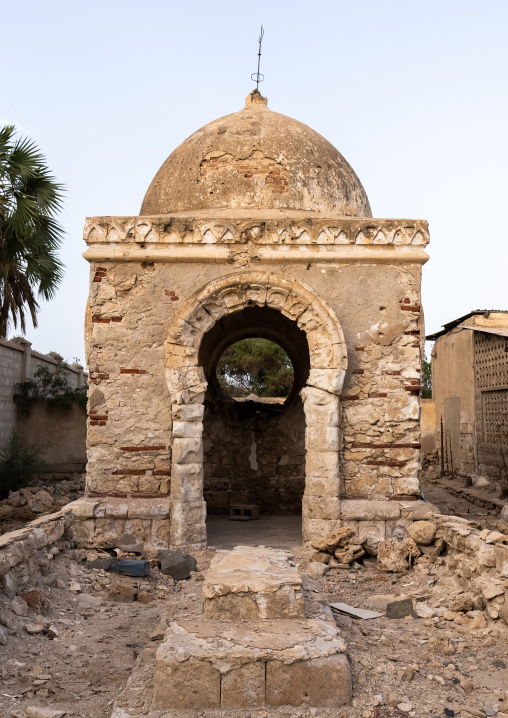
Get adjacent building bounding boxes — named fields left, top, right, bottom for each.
left=427, top=310, right=508, bottom=491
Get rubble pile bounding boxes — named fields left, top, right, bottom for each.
left=372, top=517, right=508, bottom=628
left=0, top=475, right=85, bottom=535
left=311, top=526, right=366, bottom=567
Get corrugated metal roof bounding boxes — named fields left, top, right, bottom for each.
left=426, top=310, right=508, bottom=340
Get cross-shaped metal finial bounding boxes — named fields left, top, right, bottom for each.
left=251, top=25, right=264, bottom=90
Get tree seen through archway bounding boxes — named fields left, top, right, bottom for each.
left=216, top=338, right=294, bottom=398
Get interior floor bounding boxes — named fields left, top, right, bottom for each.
left=206, top=514, right=302, bottom=550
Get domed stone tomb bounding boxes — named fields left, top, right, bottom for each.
left=141, top=91, right=372, bottom=217
left=81, top=90, right=431, bottom=551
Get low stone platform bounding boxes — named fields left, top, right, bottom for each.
left=203, top=545, right=304, bottom=619
left=154, top=618, right=351, bottom=709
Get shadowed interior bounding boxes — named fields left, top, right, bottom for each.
left=199, top=306, right=310, bottom=517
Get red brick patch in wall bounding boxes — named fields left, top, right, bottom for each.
left=354, top=347, right=365, bottom=352
left=400, top=304, right=421, bottom=312
left=405, top=382, right=422, bottom=394
left=120, top=368, right=148, bottom=375
left=93, top=268, right=107, bottom=282
left=89, top=370, right=109, bottom=385
left=352, top=369, right=364, bottom=375
left=120, top=446, right=166, bottom=452
left=92, top=316, right=122, bottom=323
left=368, top=392, right=388, bottom=398
left=152, top=470, right=171, bottom=476
left=353, top=442, right=392, bottom=449
left=165, top=290, right=180, bottom=301
left=89, top=410, right=108, bottom=426
left=112, top=469, right=147, bottom=476
left=342, top=395, right=361, bottom=401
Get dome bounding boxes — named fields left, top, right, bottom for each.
left=140, top=91, right=371, bottom=217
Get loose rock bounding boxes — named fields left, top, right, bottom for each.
left=386, top=597, right=416, bottom=619
left=407, top=520, right=437, bottom=545
left=157, top=549, right=197, bottom=580
left=26, top=707, right=66, bottom=718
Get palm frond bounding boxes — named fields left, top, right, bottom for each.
left=0, top=124, right=65, bottom=338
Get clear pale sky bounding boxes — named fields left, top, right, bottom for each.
left=3, top=0, right=507, bottom=364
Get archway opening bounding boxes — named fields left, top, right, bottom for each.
left=199, top=306, right=309, bottom=547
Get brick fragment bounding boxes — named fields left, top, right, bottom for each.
left=112, top=469, right=146, bottom=476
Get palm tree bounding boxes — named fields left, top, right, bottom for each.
left=0, top=125, right=64, bottom=338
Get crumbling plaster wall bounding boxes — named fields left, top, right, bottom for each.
left=421, top=398, right=436, bottom=454
left=85, top=257, right=423, bottom=543
left=203, top=400, right=306, bottom=515
left=431, top=330, right=476, bottom=475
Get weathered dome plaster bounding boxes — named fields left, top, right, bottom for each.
left=141, top=94, right=372, bottom=217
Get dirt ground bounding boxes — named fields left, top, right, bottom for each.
left=0, top=469, right=507, bottom=718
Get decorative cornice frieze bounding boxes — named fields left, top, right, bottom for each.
left=83, top=215, right=430, bottom=248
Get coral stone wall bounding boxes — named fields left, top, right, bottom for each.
left=203, top=401, right=305, bottom=515
left=86, top=259, right=423, bottom=504
left=83, top=214, right=428, bottom=546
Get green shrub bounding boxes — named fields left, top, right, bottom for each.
left=14, top=364, right=87, bottom=414
left=0, top=431, right=46, bottom=498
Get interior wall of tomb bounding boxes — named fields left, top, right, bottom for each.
left=203, top=400, right=306, bottom=515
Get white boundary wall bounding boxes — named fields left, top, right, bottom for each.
left=0, top=338, right=85, bottom=449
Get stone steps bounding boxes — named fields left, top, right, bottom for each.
left=152, top=545, right=352, bottom=710
left=154, top=618, right=351, bottom=709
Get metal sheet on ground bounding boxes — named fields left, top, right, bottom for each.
left=330, top=602, right=384, bottom=619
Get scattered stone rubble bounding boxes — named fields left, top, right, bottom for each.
left=0, top=474, right=85, bottom=535
left=0, top=485, right=508, bottom=716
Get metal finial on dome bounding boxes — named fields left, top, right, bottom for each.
left=251, top=25, right=264, bottom=90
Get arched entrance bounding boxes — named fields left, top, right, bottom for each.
left=165, top=271, right=347, bottom=550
